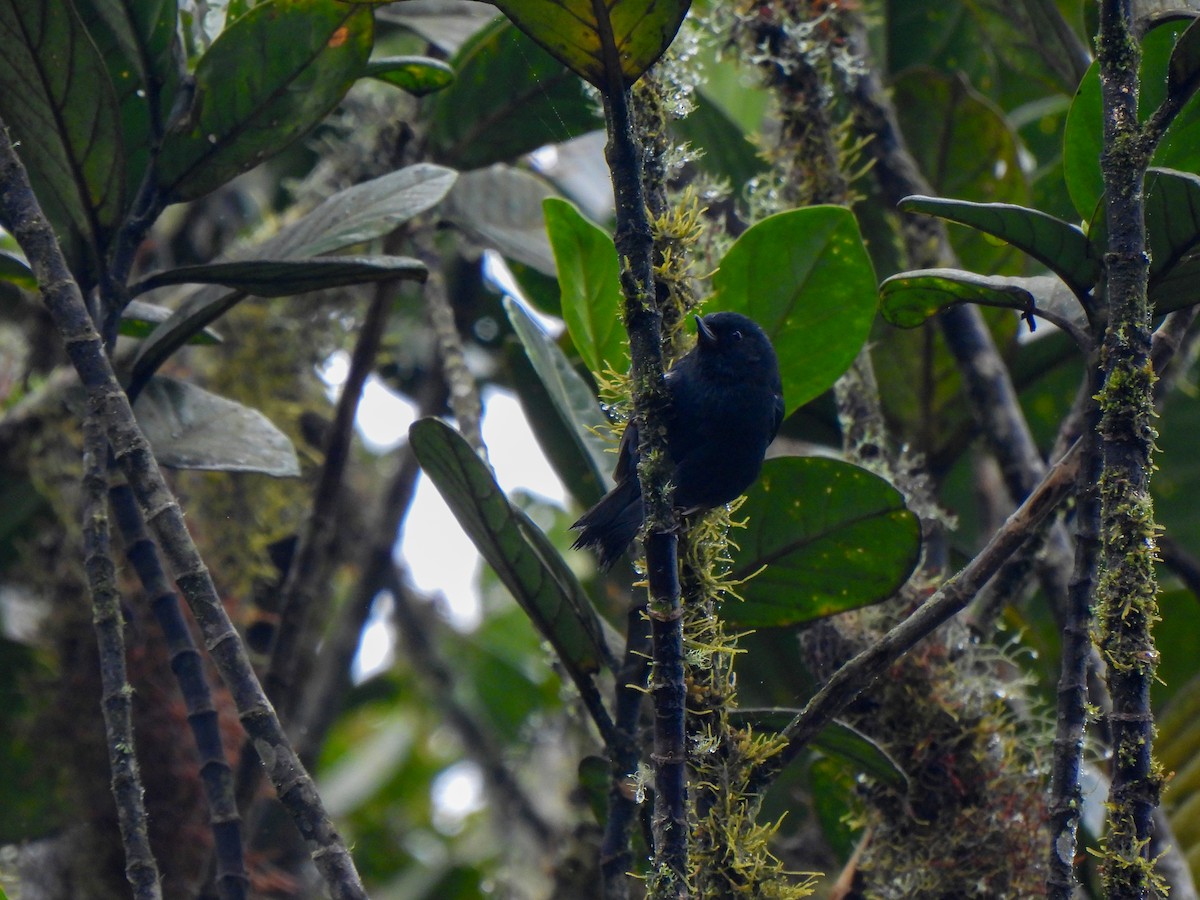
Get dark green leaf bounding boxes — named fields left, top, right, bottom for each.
left=543, top=198, right=627, bottom=377
left=157, top=0, right=374, bottom=203
left=131, top=255, right=426, bottom=297
left=262, top=163, right=458, bottom=258
left=133, top=376, right=300, bottom=475
left=1167, top=16, right=1200, bottom=109
left=409, top=417, right=615, bottom=678
left=710, top=206, right=878, bottom=416
left=899, top=196, right=1100, bottom=296
left=442, top=165, right=559, bottom=275
left=880, top=268, right=1035, bottom=328
left=0, top=0, right=125, bottom=282
left=892, top=68, right=1029, bottom=274
left=74, top=0, right=181, bottom=210
left=1064, top=20, right=1199, bottom=220
left=365, top=55, right=454, bottom=95
left=490, top=0, right=690, bottom=89
left=425, top=18, right=601, bottom=168
left=504, top=296, right=612, bottom=507
left=725, top=457, right=920, bottom=628
left=120, top=299, right=221, bottom=344
left=1145, top=168, right=1200, bottom=313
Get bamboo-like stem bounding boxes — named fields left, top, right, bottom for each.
left=82, top=413, right=164, bottom=900
left=109, top=482, right=249, bottom=900
left=0, top=119, right=368, bottom=900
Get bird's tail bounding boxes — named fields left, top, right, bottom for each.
left=571, top=477, right=643, bottom=570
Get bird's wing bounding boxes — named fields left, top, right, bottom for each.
left=612, top=420, right=639, bottom=484
left=771, top=391, right=785, bottom=442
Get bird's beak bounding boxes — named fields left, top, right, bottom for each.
left=695, top=315, right=717, bottom=348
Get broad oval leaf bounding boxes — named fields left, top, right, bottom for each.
left=442, top=164, right=560, bottom=275
left=133, top=376, right=300, bottom=476
left=899, top=196, right=1100, bottom=297
left=75, top=0, right=182, bottom=215
left=425, top=18, right=601, bottom=169
left=131, top=255, right=427, bottom=297
left=409, top=417, right=616, bottom=679
left=724, top=457, right=920, bottom=629
left=543, top=198, right=628, bottom=377
left=365, top=55, right=455, bottom=95
left=880, top=269, right=1035, bottom=328
left=504, top=296, right=612, bottom=506
left=157, top=0, right=374, bottom=203
left=265, top=163, right=458, bottom=258
left=892, top=67, right=1029, bottom=274
left=0, top=0, right=125, bottom=284
left=490, top=0, right=690, bottom=89
left=709, top=206, right=878, bottom=416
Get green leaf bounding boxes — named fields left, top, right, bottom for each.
left=1167, top=17, right=1200, bottom=109
left=133, top=376, right=300, bottom=475
left=543, top=198, right=628, bottom=377
left=442, top=165, right=560, bottom=276
left=0, top=0, right=125, bottom=282
left=892, top=68, right=1029, bottom=274
left=1145, top=168, right=1200, bottom=314
left=74, top=0, right=181, bottom=211
left=1064, top=20, right=1199, bottom=221
left=724, top=457, right=921, bottom=628
left=157, top=0, right=374, bottom=203
left=879, top=269, right=1035, bottom=328
left=425, top=18, right=601, bottom=169
left=709, top=206, right=878, bottom=416
left=490, top=0, right=690, bottom=89
left=671, top=87, right=767, bottom=188
left=365, top=55, right=454, bottom=95
left=0, top=251, right=35, bottom=291
left=409, top=417, right=615, bottom=679
left=120, top=299, right=221, bottom=344
left=131, top=255, right=426, bottom=297
left=262, top=163, right=458, bottom=258
left=899, top=196, right=1100, bottom=297
left=503, top=296, right=612, bottom=506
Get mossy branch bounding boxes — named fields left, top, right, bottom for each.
left=1094, top=2, right=1164, bottom=894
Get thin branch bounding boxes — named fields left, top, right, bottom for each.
left=1047, top=362, right=1102, bottom=900
left=109, top=482, right=248, bottom=900
left=0, top=119, right=368, bottom=900
left=265, top=280, right=395, bottom=723
left=748, top=439, right=1081, bottom=794
left=82, top=412, right=163, bottom=900
left=601, top=603, right=652, bottom=900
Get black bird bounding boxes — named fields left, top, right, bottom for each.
left=571, top=311, right=784, bottom=569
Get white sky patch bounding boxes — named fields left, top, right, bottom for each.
left=430, top=760, right=485, bottom=835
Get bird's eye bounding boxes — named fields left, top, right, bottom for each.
left=730, top=330, right=743, bottom=342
